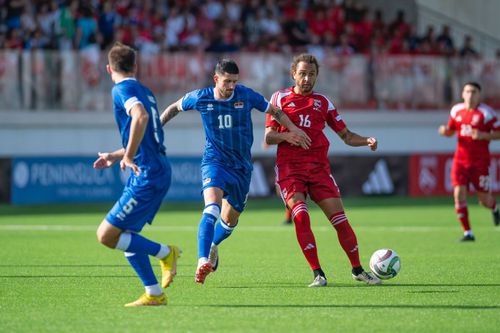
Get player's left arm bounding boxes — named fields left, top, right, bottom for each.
left=267, top=104, right=311, bottom=149
left=471, top=129, right=500, bottom=140
left=337, top=127, right=378, bottom=151
left=122, top=103, right=149, bottom=175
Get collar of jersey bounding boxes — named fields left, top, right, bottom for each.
left=213, top=88, right=234, bottom=101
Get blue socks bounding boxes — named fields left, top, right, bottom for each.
left=125, top=252, right=158, bottom=287
left=213, top=218, right=237, bottom=245
left=115, top=232, right=162, bottom=289
left=198, top=204, right=220, bottom=259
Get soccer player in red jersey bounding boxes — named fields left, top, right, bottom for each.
left=438, top=82, right=500, bottom=242
left=265, top=54, right=381, bottom=287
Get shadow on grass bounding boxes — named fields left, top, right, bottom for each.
left=215, top=283, right=500, bottom=288
left=177, top=304, right=500, bottom=310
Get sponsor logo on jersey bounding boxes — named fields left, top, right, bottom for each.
left=207, top=103, right=214, bottom=111
left=335, top=115, right=342, bottom=121
left=362, top=159, right=394, bottom=195
left=456, top=116, right=462, bottom=122
left=203, top=177, right=211, bottom=185
left=234, top=101, right=244, bottom=109
left=288, top=102, right=296, bottom=107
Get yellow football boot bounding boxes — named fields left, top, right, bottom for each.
left=160, top=245, right=181, bottom=288
left=124, top=293, right=167, bottom=307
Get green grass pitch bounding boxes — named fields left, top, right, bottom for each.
left=1, top=197, right=499, bottom=333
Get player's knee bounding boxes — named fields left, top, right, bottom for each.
left=203, top=203, right=221, bottom=219
left=96, top=229, right=117, bottom=248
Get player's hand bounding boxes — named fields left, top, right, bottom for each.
left=471, top=129, right=485, bottom=140
left=93, top=152, right=118, bottom=169
left=287, top=128, right=311, bottom=149
left=438, top=125, right=447, bottom=136
left=120, top=156, right=141, bottom=176
left=367, top=137, right=377, bottom=151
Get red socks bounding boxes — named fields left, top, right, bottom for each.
left=291, top=202, right=321, bottom=270
left=455, top=201, right=471, bottom=232
left=329, top=211, right=361, bottom=268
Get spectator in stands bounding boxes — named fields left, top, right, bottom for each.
left=460, top=35, right=479, bottom=58
left=75, top=5, right=99, bottom=50
left=436, top=24, right=455, bottom=55
left=98, top=1, right=117, bottom=49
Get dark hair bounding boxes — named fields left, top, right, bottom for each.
left=215, top=59, right=239, bottom=75
left=290, top=53, right=319, bottom=75
left=463, top=81, right=481, bottom=91
left=108, top=42, right=136, bottom=74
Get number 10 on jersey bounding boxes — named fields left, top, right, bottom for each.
left=218, top=114, right=233, bottom=129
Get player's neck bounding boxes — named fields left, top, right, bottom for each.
left=214, top=88, right=233, bottom=101
left=464, top=102, right=479, bottom=110
left=112, top=72, right=136, bottom=84
left=293, top=86, right=312, bottom=96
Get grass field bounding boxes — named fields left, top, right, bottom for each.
left=1, top=197, right=499, bottom=333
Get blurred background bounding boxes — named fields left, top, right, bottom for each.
left=1, top=0, right=499, bottom=205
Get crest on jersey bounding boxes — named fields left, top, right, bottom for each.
left=148, top=95, right=156, bottom=104
left=472, top=114, right=481, bottom=125
left=313, top=99, right=321, bottom=111
left=234, top=101, right=244, bottom=109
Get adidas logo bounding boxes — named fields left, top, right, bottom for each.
left=303, top=243, right=315, bottom=251
left=288, top=102, right=296, bottom=107
left=362, top=159, right=394, bottom=195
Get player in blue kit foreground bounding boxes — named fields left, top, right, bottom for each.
left=94, top=42, right=180, bottom=306
left=160, top=59, right=310, bottom=284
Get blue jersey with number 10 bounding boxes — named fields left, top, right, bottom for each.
left=112, top=78, right=167, bottom=179
left=180, top=85, right=270, bottom=171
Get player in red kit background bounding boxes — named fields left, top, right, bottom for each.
left=265, top=53, right=381, bottom=287
left=438, top=82, right=500, bottom=242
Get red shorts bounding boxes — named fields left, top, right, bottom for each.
left=275, top=162, right=340, bottom=204
left=451, top=160, right=490, bottom=192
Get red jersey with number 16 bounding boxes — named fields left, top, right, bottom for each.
left=447, top=102, right=499, bottom=164
left=266, top=87, right=346, bottom=165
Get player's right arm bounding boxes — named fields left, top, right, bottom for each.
left=93, top=148, right=125, bottom=169
left=160, top=98, right=183, bottom=126
left=264, top=114, right=309, bottom=148
left=438, top=125, right=455, bottom=137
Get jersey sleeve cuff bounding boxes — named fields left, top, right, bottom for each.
left=124, top=96, right=143, bottom=115
left=264, top=102, right=272, bottom=113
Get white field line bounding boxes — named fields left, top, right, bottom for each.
left=0, top=225, right=477, bottom=232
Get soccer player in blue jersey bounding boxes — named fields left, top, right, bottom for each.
left=160, top=59, right=310, bottom=284
left=93, top=42, right=180, bottom=306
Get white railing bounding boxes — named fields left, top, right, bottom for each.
left=1, top=50, right=499, bottom=111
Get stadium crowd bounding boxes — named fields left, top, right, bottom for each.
left=0, top=0, right=484, bottom=58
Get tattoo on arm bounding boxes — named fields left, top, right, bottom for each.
left=160, top=105, right=181, bottom=126
left=272, top=109, right=284, bottom=123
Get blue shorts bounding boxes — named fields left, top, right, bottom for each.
left=106, top=162, right=171, bottom=233
left=201, top=163, right=251, bottom=213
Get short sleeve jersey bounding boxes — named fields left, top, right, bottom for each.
left=266, top=87, right=346, bottom=165
left=112, top=78, right=167, bottom=177
left=447, top=102, right=499, bottom=164
left=181, top=84, right=270, bottom=171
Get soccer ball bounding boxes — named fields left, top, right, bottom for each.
left=369, top=249, right=401, bottom=280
